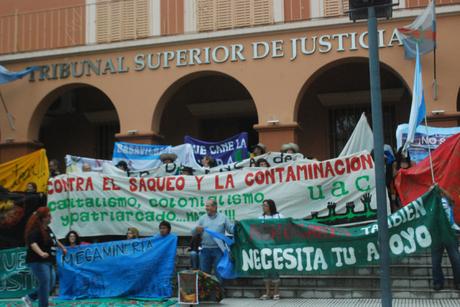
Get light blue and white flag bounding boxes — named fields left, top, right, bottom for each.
left=403, top=44, right=426, bottom=153
left=0, top=65, right=39, bottom=84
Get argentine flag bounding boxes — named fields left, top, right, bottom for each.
left=0, top=65, right=39, bottom=84
left=403, top=43, right=426, bottom=153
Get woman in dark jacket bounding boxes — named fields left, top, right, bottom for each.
left=22, top=207, right=66, bottom=307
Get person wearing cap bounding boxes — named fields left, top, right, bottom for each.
left=159, top=153, right=177, bottom=164
left=251, top=143, right=266, bottom=158
left=115, top=160, right=129, bottom=172
left=280, top=143, right=299, bottom=154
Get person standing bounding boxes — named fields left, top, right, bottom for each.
left=258, top=199, right=284, bottom=300
left=193, top=199, right=234, bottom=280
left=431, top=188, right=460, bottom=290
left=22, top=207, right=67, bottom=307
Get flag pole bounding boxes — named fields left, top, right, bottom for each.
left=432, top=1, right=438, bottom=100
left=0, top=90, right=16, bottom=130
left=423, top=116, right=436, bottom=184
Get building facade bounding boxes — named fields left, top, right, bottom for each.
left=0, top=0, right=459, bottom=164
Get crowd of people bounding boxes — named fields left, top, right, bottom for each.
left=2, top=141, right=458, bottom=306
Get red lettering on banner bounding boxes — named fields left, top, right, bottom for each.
left=324, top=162, right=334, bottom=177
left=166, top=177, right=174, bottom=191
left=286, top=166, right=296, bottom=182
left=225, top=174, right=235, bottom=189
left=85, top=177, right=94, bottom=191
left=76, top=177, right=84, bottom=191
left=129, top=178, right=137, bottom=192
left=194, top=176, right=204, bottom=190
left=103, top=177, right=111, bottom=191
left=360, top=153, right=374, bottom=169
left=334, top=159, right=345, bottom=175
left=245, top=172, right=254, bottom=186
left=215, top=175, right=224, bottom=190
left=47, top=181, right=54, bottom=195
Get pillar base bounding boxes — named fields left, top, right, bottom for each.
left=115, top=132, right=164, bottom=144
left=253, top=122, right=300, bottom=152
left=0, top=141, right=43, bottom=163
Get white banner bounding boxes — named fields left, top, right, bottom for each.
left=65, top=155, right=111, bottom=173
left=49, top=152, right=381, bottom=238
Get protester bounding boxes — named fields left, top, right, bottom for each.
left=159, top=220, right=172, bottom=236
left=126, top=227, right=140, bottom=239
left=193, top=199, right=234, bottom=280
left=22, top=207, right=67, bottom=307
left=201, top=155, right=217, bottom=168
left=251, top=143, right=266, bottom=157
left=258, top=199, right=284, bottom=300
left=115, top=160, right=129, bottom=172
left=189, top=234, right=202, bottom=270
left=160, top=153, right=177, bottom=164
left=48, top=159, right=61, bottom=178
left=280, top=143, right=299, bottom=154
left=180, top=166, right=194, bottom=176
left=255, top=158, right=270, bottom=167
left=389, top=147, right=413, bottom=211
left=431, top=188, right=460, bottom=291
left=81, top=163, right=92, bottom=172
left=25, top=182, right=37, bottom=193
left=63, top=230, right=89, bottom=247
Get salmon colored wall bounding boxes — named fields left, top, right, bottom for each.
left=406, top=0, right=460, bottom=8
left=1, top=14, right=460, bottom=162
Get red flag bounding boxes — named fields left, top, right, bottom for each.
left=395, top=133, right=460, bottom=223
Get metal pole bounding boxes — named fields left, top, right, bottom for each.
left=367, top=5, right=392, bottom=307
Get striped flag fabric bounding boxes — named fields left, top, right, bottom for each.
left=0, top=65, right=39, bottom=84
left=403, top=44, right=427, bottom=153
left=397, top=1, right=436, bottom=59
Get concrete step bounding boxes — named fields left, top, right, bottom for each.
left=224, top=286, right=460, bottom=299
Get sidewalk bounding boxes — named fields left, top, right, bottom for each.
left=203, top=298, right=460, bottom=306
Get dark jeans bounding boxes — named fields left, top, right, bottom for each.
left=190, top=250, right=200, bottom=270
left=200, top=248, right=223, bottom=280
left=431, top=241, right=460, bottom=287
left=27, top=262, right=56, bottom=307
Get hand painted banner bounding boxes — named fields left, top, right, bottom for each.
left=0, top=247, right=36, bottom=298
left=0, top=149, right=49, bottom=193
left=65, top=155, right=111, bottom=173
left=184, top=133, right=249, bottom=166
left=112, top=142, right=201, bottom=171
left=103, top=151, right=305, bottom=177
left=58, top=234, right=177, bottom=299
left=232, top=187, right=453, bottom=275
left=396, top=124, right=460, bottom=163
left=49, top=152, right=382, bottom=238
left=395, top=133, right=460, bottom=223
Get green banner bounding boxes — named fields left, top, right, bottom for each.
left=0, top=247, right=36, bottom=298
left=232, top=186, right=455, bottom=276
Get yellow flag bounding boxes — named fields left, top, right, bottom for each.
left=0, top=149, right=49, bottom=193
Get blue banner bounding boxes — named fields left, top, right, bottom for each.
left=112, top=142, right=201, bottom=170
left=57, top=235, right=177, bottom=300
left=396, top=124, right=460, bottom=163
left=184, top=133, right=249, bottom=166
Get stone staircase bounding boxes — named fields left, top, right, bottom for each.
left=174, top=241, right=460, bottom=299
